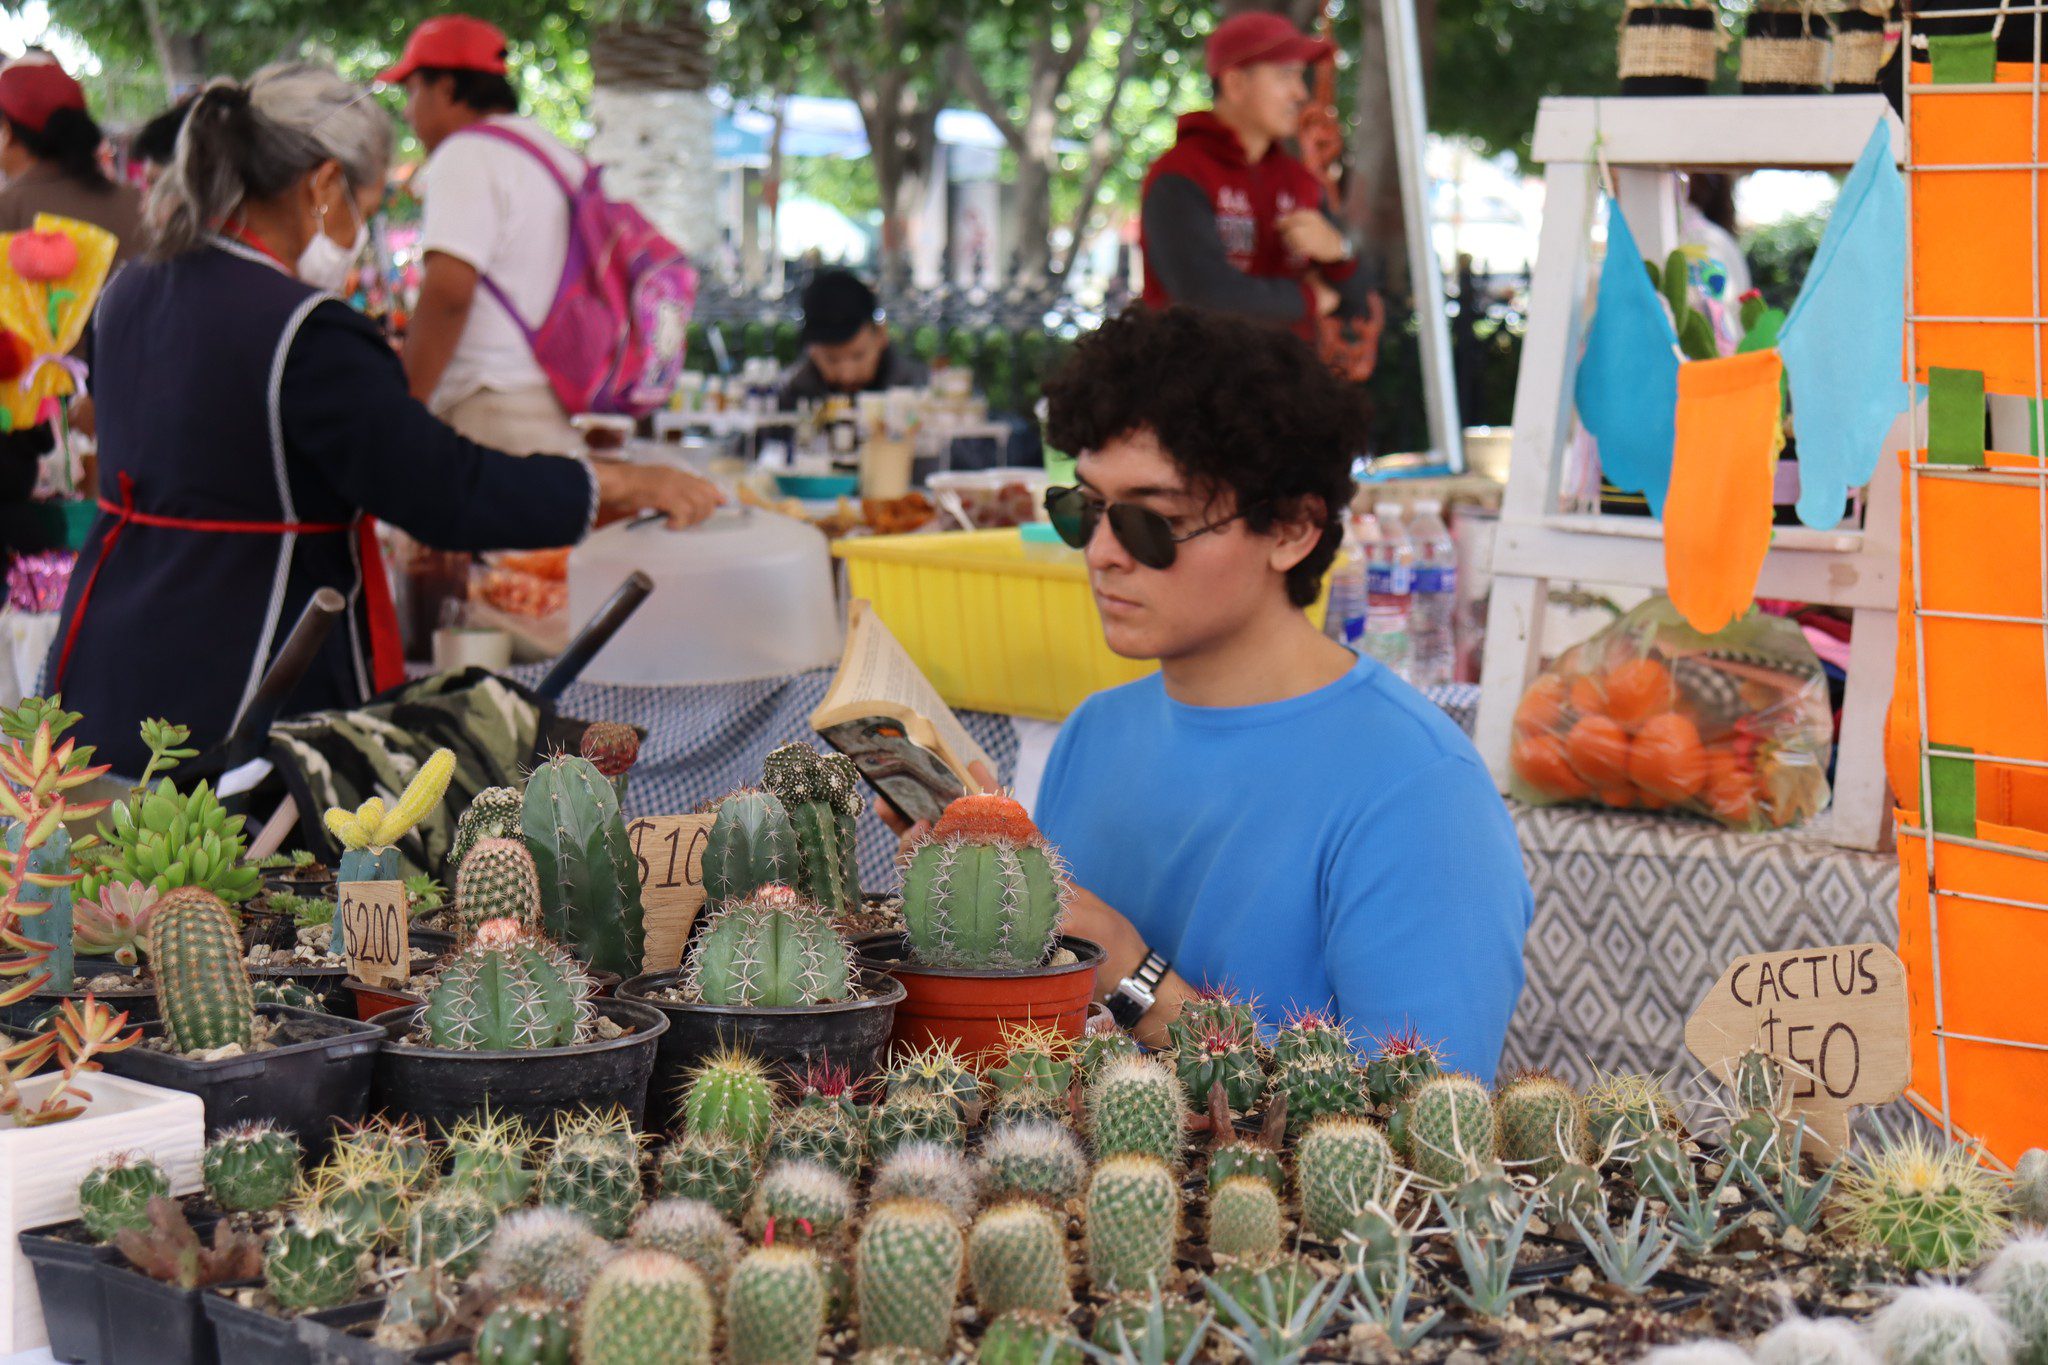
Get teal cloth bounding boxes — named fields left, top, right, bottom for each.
left=1779, top=120, right=1907, bottom=529
left=1576, top=198, right=1681, bottom=516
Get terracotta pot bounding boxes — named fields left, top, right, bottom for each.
left=344, top=978, right=423, bottom=1022
left=851, top=932, right=1104, bottom=1062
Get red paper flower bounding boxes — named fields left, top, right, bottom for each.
left=8, top=231, right=77, bottom=283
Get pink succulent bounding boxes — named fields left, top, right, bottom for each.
left=73, top=880, right=161, bottom=966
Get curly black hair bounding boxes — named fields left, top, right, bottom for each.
left=1043, top=306, right=1367, bottom=608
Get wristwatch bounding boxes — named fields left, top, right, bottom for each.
left=1106, top=950, right=1170, bottom=1030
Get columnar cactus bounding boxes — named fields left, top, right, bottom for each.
left=424, top=919, right=590, bottom=1051
left=445, top=1111, right=539, bottom=1210
left=264, top=1216, right=368, bottom=1311
left=451, top=786, right=524, bottom=870
left=147, top=886, right=254, bottom=1053
left=768, top=1062, right=866, bottom=1178
left=201, top=1123, right=301, bottom=1213
left=983, top=1021, right=1077, bottom=1102
left=684, top=884, right=853, bottom=1007
left=409, top=1185, right=500, bottom=1277
left=1273, top=1052, right=1369, bottom=1136
left=746, top=1159, right=857, bottom=1243
left=78, top=1154, right=170, bottom=1242
left=541, top=1132, right=644, bottom=1237
left=481, top=1207, right=612, bottom=1304
left=855, top=1199, right=964, bottom=1356
left=873, top=1142, right=980, bottom=1225
left=1297, top=1116, right=1395, bottom=1241
left=1086, top=1055, right=1189, bottom=1168
left=577, top=1249, right=714, bottom=1365
left=1208, top=1175, right=1284, bottom=1262
left=968, top=1200, right=1071, bottom=1318
left=522, top=753, right=645, bottom=976
left=899, top=794, right=1065, bottom=971
left=727, top=1244, right=825, bottom=1365
left=885, top=1040, right=979, bottom=1116
left=1398, top=1073, right=1499, bottom=1187
left=1365, top=1028, right=1443, bottom=1108
left=1208, top=1141, right=1287, bottom=1194
left=1085, top=1155, right=1180, bottom=1294
left=454, top=837, right=543, bottom=933
left=657, top=1133, right=757, bottom=1217
left=702, top=789, right=799, bottom=907
left=868, top=1088, right=966, bottom=1159
left=1837, top=1133, right=2012, bottom=1273
left=1496, top=1071, right=1589, bottom=1181
left=763, top=743, right=863, bottom=915
left=474, top=1297, right=574, bottom=1365
left=629, top=1199, right=743, bottom=1290
left=977, top=1119, right=1089, bottom=1206
left=682, top=1049, right=778, bottom=1150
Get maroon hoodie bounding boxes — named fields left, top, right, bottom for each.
left=1139, top=110, right=1364, bottom=339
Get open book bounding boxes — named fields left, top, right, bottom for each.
left=812, top=600, right=993, bottom=826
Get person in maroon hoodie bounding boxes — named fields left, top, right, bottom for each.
left=1139, top=11, right=1372, bottom=339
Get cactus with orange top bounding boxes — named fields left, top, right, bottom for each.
left=900, top=793, right=1065, bottom=971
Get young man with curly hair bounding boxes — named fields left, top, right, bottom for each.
left=1029, top=307, right=1530, bottom=1077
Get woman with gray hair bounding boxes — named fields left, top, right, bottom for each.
left=49, top=62, right=721, bottom=776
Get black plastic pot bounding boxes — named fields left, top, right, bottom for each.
left=368, top=998, right=667, bottom=1135
left=18, top=1221, right=113, bottom=1364
left=261, top=868, right=337, bottom=899
left=98, top=1004, right=383, bottom=1157
left=619, top=967, right=904, bottom=1127
left=295, top=1299, right=471, bottom=1365
left=0, top=957, right=159, bottom=1031
left=202, top=1282, right=350, bottom=1365
left=408, top=929, right=455, bottom=959
left=99, top=1252, right=225, bottom=1365
left=247, top=964, right=352, bottom=1014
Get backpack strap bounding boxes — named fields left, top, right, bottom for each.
left=450, top=121, right=586, bottom=200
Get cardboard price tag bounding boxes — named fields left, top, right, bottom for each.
left=630, top=814, right=714, bottom=973
left=1684, top=941, right=1910, bottom=1158
left=338, top=880, right=410, bottom=988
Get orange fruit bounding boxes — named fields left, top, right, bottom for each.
left=1628, top=712, right=1707, bottom=803
left=1604, top=657, right=1675, bottom=730
left=1704, top=766, right=1761, bottom=827
left=1564, top=714, right=1632, bottom=789
left=1515, top=674, right=1570, bottom=738
left=1569, top=674, right=1608, bottom=717
left=1512, top=733, right=1590, bottom=800
left=1597, top=786, right=1638, bottom=809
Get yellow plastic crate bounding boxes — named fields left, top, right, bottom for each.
left=834, top=528, right=1330, bottom=721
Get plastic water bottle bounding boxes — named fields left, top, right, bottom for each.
left=1360, top=512, right=1413, bottom=679
left=1324, top=518, right=1368, bottom=647
left=1406, top=498, right=1458, bottom=688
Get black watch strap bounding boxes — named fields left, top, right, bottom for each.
left=1106, top=950, right=1169, bottom=1029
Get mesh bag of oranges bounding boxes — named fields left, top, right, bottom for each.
left=1508, top=595, right=1833, bottom=831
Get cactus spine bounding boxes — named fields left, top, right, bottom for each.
left=855, top=1198, right=963, bottom=1356
left=702, top=789, right=799, bottom=906
left=77, top=1154, right=169, bottom=1242
left=1085, top=1155, right=1180, bottom=1294
left=746, top=1159, right=857, bottom=1243
left=1297, top=1116, right=1394, bottom=1241
left=872, top=1142, right=980, bottom=1225
left=475, top=1297, right=574, bottom=1365
left=983, top=1022, right=1077, bottom=1103
left=977, top=1118, right=1088, bottom=1206
left=1399, top=1073, right=1499, bottom=1187
left=451, top=786, right=524, bottom=870
left=540, top=1132, right=644, bottom=1237
left=682, top=1049, right=778, bottom=1149
left=1208, top=1174, right=1284, bottom=1262
left=769, top=1065, right=866, bottom=1178
left=1495, top=1071, right=1588, bottom=1181
left=968, top=1200, right=1071, bottom=1318
left=201, top=1122, right=301, bottom=1213
left=264, top=1216, right=368, bottom=1311
left=1209, top=1140, right=1286, bottom=1194
left=763, top=743, right=863, bottom=915
left=1271, top=1009, right=1355, bottom=1070
left=867, top=1089, right=966, bottom=1159
left=1868, top=1283, right=2015, bottom=1365
left=454, top=837, right=543, bottom=933
left=147, top=887, right=253, bottom=1053
left=899, top=795, right=1064, bottom=970
left=521, top=753, right=645, bottom=976
left=885, top=1040, right=979, bottom=1116
left=1838, top=1133, right=2012, bottom=1273
left=1273, top=1052, right=1369, bottom=1136
left=423, top=919, right=589, bottom=1051
left=577, top=1249, right=713, bottom=1365
left=481, top=1207, right=612, bottom=1304
left=657, top=1133, right=757, bottom=1217
left=630, top=1199, right=743, bottom=1290
left=409, top=1185, right=499, bottom=1277
left=1365, top=1028, right=1442, bottom=1108
left=727, top=1244, right=825, bottom=1365
left=1086, top=1055, right=1188, bottom=1168
left=444, top=1111, right=539, bottom=1210
left=685, top=884, right=852, bottom=1007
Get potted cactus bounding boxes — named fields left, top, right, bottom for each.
left=521, top=752, right=645, bottom=978
left=852, top=792, right=1103, bottom=1060
left=367, top=918, right=669, bottom=1135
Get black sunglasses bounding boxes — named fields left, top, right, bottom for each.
left=1043, top=484, right=1260, bottom=570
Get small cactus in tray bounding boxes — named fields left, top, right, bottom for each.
left=331, top=1114, right=437, bottom=1190
left=450, top=786, right=523, bottom=870
left=1074, top=1028, right=1142, bottom=1086
left=147, top=886, right=254, bottom=1053
left=264, top=1214, right=368, bottom=1311
left=856, top=1198, right=964, bottom=1356
left=1208, top=1174, right=1283, bottom=1262
left=1086, top=1054, right=1188, bottom=1167
left=1364, top=1026, right=1442, bottom=1108
left=407, top=1184, right=499, bottom=1278
left=885, top=1039, right=979, bottom=1115
left=978, top=1117, right=1088, bottom=1206
left=1495, top=1069, right=1588, bottom=1180
left=201, top=1121, right=301, bottom=1213
left=1085, top=1154, right=1180, bottom=1294
left=968, top=1199, right=1071, bottom=1318
left=480, top=1206, right=612, bottom=1305
left=1297, top=1115, right=1394, bottom=1241
left=981, top=1310, right=1084, bottom=1365
left=726, top=1243, right=825, bottom=1365
left=684, top=883, right=853, bottom=1007
left=1092, top=1288, right=1210, bottom=1361
left=577, top=1249, right=713, bottom=1365
left=1585, top=1068, right=1679, bottom=1152
left=868, top=1087, right=966, bottom=1158
left=1169, top=1014, right=1265, bottom=1115
left=703, top=789, right=800, bottom=907
left=1837, top=1131, right=2011, bottom=1274
left=540, top=1130, right=644, bottom=1237
left=474, top=1296, right=575, bottom=1365
left=1272, top=1050, right=1369, bottom=1137
left=767, top=1059, right=866, bottom=1177
left=444, top=1109, right=539, bottom=1210
left=746, top=1158, right=857, bottom=1244
left=452, top=837, right=543, bottom=933
left=681, top=1047, right=778, bottom=1149
left=1868, top=1282, right=2015, bottom=1365
left=656, top=1132, right=757, bottom=1217
left=629, top=1198, right=743, bottom=1290
left=1397, top=1072, right=1498, bottom=1188
left=422, top=918, right=592, bottom=1051
left=1271, top=1007, right=1354, bottom=1070
left=1981, top=1234, right=2048, bottom=1362
left=982, top=1020, right=1077, bottom=1102
left=899, top=793, right=1065, bottom=971
left=763, top=742, right=863, bottom=915
left=78, top=1153, right=170, bottom=1242
left=872, top=1141, right=980, bottom=1225
left=2017, top=1148, right=2048, bottom=1225
left=301, top=1149, right=412, bottom=1247
left=1208, top=1139, right=1286, bottom=1194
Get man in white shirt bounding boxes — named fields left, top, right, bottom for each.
left=382, top=15, right=583, bottom=456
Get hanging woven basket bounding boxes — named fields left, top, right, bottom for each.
left=1620, top=0, right=1723, bottom=94
left=1829, top=0, right=1894, bottom=91
left=1741, top=0, right=1830, bottom=92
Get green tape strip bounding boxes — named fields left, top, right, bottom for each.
left=1928, top=31, right=1998, bottom=83
left=1928, top=367, right=1987, bottom=466
left=1928, top=743, right=1977, bottom=838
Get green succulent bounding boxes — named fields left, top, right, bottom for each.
left=86, top=778, right=260, bottom=904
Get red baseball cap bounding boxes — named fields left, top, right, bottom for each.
left=1205, top=12, right=1334, bottom=76
left=376, top=15, right=510, bottom=85
left=0, top=61, right=86, bottom=134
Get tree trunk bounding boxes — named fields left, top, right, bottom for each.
left=832, top=43, right=957, bottom=292
left=1351, top=0, right=1409, bottom=298
left=586, top=7, right=720, bottom=262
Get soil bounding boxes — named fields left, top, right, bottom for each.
left=835, top=895, right=905, bottom=941
left=142, top=1012, right=289, bottom=1060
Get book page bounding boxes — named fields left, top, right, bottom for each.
left=815, top=601, right=994, bottom=775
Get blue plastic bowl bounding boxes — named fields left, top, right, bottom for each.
left=775, top=472, right=861, bottom=500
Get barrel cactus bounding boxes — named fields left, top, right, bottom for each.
left=1837, top=1132, right=2011, bottom=1273
left=577, top=1249, right=713, bottom=1365
left=1209, top=1140, right=1286, bottom=1194
left=1086, top=1054, right=1188, bottom=1168
left=481, top=1207, right=612, bottom=1305
left=683, top=884, right=852, bottom=1007
left=78, top=1154, right=170, bottom=1242
left=977, top=1118, right=1088, bottom=1206
left=746, top=1158, right=857, bottom=1243
left=868, top=1088, right=966, bottom=1159
left=768, top=1061, right=866, bottom=1178
left=872, top=1142, right=980, bottom=1225
left=657, top=1132, right=758, bottom=1217
left=1297, top=1116, right=1395, bottom=1241
left=1273, top=1052, right=1369, bottom=1137
left=1397, top=1073, right=1498, bottom=1187
left=302, top=1149, right=413, bottom=1248
left=474, top=1296, right=574, bottom=1365
left=1208, top=1174, right=1284, bottom=1262
left=681, top=1049, right=778, bottom=1150
left=1585, top=1069, right=1679, bottom=1151
left=1496, top=1070, right=1589, bottom=1181
left=1085, top=1155, right=1179, bottom=1294
left=454, top=837, right=543, bottom=933
left=629, top=1199, right=743, bottom=1291
left=762, top=742, right=863, bottom=915
left=408, top=1185, right=500, bottom=1278
left=1364, top=1027, right=1442, bottom=1108
left=885, top=1040, right=979, bottom=1116
left=1271, top=1008, right=1355, bottom=1070
left=147, top=886, right=254, bottom=1053
left=540, top=1131, right=644, bottom=1238
left=702, top=789, right=799, bottom=907
left=423, top=919, right=590, bottom=1051
left=968, top=1199, right=1071, bottom=1318
left=522, top=753, right=645, bottom=976
left=201, top=1122, right=301, bottom=1213
left=983, top=1021, right=1077, bottom=1103
left=727, top=1244, right=825, bottom=1365
left=264, top=1215, right=368, bottom=1311
left=444, top=1110, right=539, bottom=1210
left=1170, top=1013, right=1265, bottom=1114
left=451, top=785, right=525, bottom=869
left=856, top=1198, right=964, bottom=1356
left=1075, top=1029, right=1142, bottom=1087
left=899, top=793, right=1065, bottom=971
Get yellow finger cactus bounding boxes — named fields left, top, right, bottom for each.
left=324, top=750, right=456, bottom=852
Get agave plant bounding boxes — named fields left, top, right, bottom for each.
left=73, top=881, right=161, bottom=965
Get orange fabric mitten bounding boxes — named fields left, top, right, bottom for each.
left=1663, top=349, right=1785, bottom=633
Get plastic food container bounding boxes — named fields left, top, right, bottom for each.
left=926, top=468, right=1051, bottom=530
left=569, top=508, right=842, bottom=685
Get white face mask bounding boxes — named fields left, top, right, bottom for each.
left=297, top=196, right=367, bottom=292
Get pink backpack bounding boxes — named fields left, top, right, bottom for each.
left=457, top=123, right=697, bottom=417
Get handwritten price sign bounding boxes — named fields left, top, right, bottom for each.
left=338, top=880, right=409, bottom=988
left=1684, top=941, right=1909, bottom=1157
left=630, top=814, right=714, bottom=973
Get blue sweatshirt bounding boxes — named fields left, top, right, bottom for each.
left=1036, top=652, right=1532, bottom=1080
